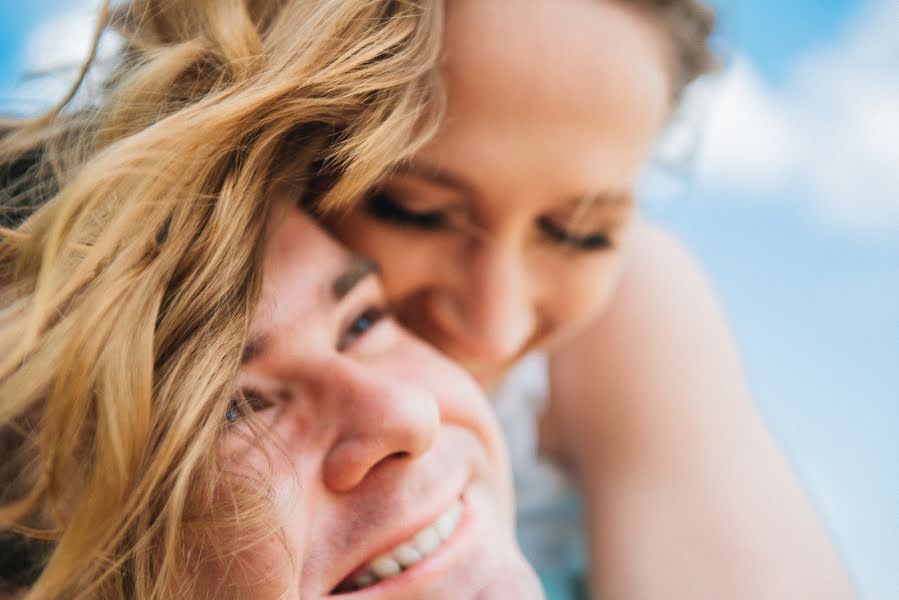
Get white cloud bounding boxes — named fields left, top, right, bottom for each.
left=25, top=1, right=104, bottom=72
left=688, top=0, right=899, bottom=237
left=694, top=60, right=803, bottom=190
left=2, top=0, right=121, bottom=115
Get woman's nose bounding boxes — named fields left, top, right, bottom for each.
left=441, top=241, right=536, bottom=362
left=321, top=359, right=440, bottom=493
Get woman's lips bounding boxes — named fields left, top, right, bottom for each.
left=328, top=492, right=476, bottom=598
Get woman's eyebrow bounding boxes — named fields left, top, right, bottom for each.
left=332, top=256, right=379, bottom=302
left=393, top=160, right=477, bottom=195
left=394, top=161, right=634, bottom=212
left=563, top=188, right=635, bottom=215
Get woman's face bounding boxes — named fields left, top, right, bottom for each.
left=327, top=0, right=672, bottom=388
left=222, top=198, right=541, bottom=599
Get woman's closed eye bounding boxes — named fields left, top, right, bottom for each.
left=538, top=216, right=613, bottom=251
left=365, top=191, right=449, bottom=230
left=364, top=187, right=615, bottom=252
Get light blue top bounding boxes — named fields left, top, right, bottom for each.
left=491, top=354, right=589, bottom=600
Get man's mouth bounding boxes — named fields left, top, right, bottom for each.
left=332, top=499, right=465, bottom=594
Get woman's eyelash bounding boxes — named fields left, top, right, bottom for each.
left=365, top=192, right=447, bottom=230
left=538, top=217, right=612, bottom=251
left=365, top=192, right=611, bottom=250
left=338, top=306, right=388, bottom=352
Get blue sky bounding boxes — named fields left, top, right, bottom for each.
left=1, top=1, right=896, bottom=598
left=712, top=0, right=859, bottom=80
left=667, top=1, right=899, bottom=597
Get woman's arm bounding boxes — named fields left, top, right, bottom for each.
left=549, top=221, right=855, bottom=599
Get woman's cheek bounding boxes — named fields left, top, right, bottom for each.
left=545, top=252, right=628, bottom=346
left=333, top=211, right=488, bottom=286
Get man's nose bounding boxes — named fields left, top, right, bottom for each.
left=444, top=241, right=536, bottom=362
left=321, top=359, right=440, bottom=493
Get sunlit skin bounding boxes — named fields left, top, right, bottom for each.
left=222, top=197, right=542, bottom=599
left=327, top=0, right=670, bottom=390
left=324, top=0, right=858, bottom=598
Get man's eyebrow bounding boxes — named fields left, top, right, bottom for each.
left=241, top=331, right=269, bottom=365
left=240, top=258, right=377, bottom=364
left=332, top=255, right=379, bottom=302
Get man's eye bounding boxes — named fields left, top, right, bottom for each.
left=365, top=192, right=447, bottom=230
left=538, top=217, right=613, bottom=251
left=338, top=306, right=387, bottom=352
left=225, top=388, right=273, bottom=425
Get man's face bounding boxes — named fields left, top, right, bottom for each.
left=221, top=196, right=542, bottom=599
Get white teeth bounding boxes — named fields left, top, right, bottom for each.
left=354, top=572, right=376, bottom=589
left=434, top=501, right=463, bottom=540
left=352, top=499, right=465, bottom=591
left=393, top=544, right=423, bottom=567
left=369, top=555, right=401, bottom=579
left=413, top=526, right=441, bottom=556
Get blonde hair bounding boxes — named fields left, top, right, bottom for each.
left=0, top=0, right=444, bottom=598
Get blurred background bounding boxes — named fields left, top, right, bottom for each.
left=1, top=0, right=896, bottom=597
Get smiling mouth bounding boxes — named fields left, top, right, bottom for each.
left=332, top=499, right=465, bottom=594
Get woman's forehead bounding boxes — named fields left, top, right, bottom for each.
left=441, top=0, right=671, bottom=141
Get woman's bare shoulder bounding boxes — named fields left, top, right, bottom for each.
left=549, top=220, right=752, bottom=455
left=547, top=222, right=856, bottom=598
